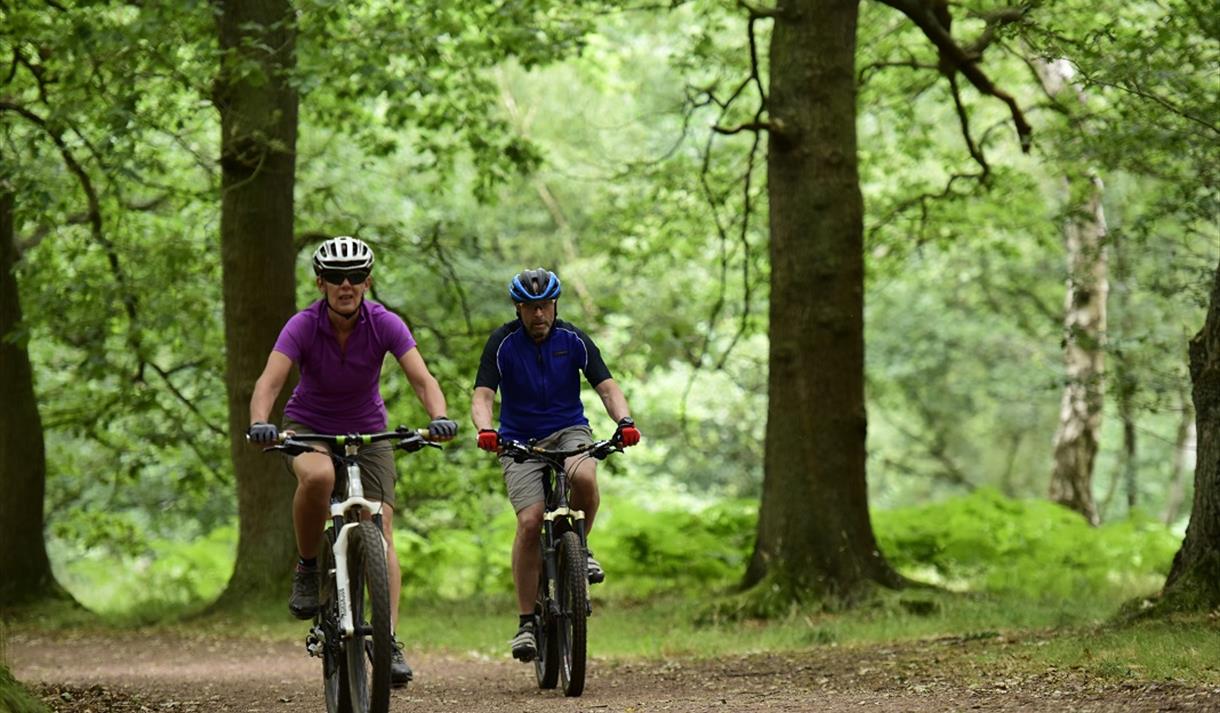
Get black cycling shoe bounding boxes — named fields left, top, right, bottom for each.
left=289, top=564, right=319, bottom=620
left=587, top=552, right=605, bottom=585
left=390, top=637, right=413, bottom=687
left=510, top=622, right=536, bottom=662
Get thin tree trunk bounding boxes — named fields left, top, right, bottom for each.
left=1032, top=59, right=1107, bottom=525
left=1159, top=259, right=1220, bottom=611
left=745, top=0, right=902, bottom=603
left=0, top=191, right=69, bottom=608
left=1048, top=173, right=1107, bottom=525
left=210, top=0, right=300, bottom=608
left=1162, top=388, right=1196, bottom=524
left=1107, top=227, right=1139, bottom=517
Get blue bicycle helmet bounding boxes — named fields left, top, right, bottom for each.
left=509, top=268, right=561, bottom=303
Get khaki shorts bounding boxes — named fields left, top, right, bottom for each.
left=501, top=425, right=593, bottom=512
left=281, top=418, right=398, bottom=509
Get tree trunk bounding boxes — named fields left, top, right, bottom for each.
left=0, top=191, right=69, bottom=608
left=1162, top=389, right=1195, bottom=524
left=744, top=0, right=902, bottom=604
left=1108, top=227, right=1139, bottom=517
left=210, top=0, right=300, bottom=608
left=1158, top=259, right=1220, bottom=611
left=1031, top=59, right=1107, bottom=525
left=1048, top=172, right=1107, bottom=525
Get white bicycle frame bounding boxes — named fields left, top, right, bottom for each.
left=330, top=444, right=389, bottom=638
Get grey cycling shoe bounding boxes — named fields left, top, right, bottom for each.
left=510, top=622, right=537, bottom=662
left=587, top=552, right=605, bottom=585
left=289, top=564, right=319, bottom=620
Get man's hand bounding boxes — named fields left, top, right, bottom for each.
left=614, top=417, right=640, bottom=447
left=247, top=421, right=278, bottom=444
left=428, top=417, right=459, bottom=441
left=477, top=429, right=499, bottom=452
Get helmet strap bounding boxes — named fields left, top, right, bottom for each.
left=327, top=296, right=361, bottom=322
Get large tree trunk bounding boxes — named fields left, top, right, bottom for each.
left=1158, top=260, right=1220, bottom=611
left=210, top=0, right=300, bottom=608
left=744, top=0, right=902, bottom=603
left=0, top=191, right=69, bottom=608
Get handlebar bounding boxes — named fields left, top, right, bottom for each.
left=498, top=435, right=624, bottom=464
left=255, top=426, right=442, bottom=456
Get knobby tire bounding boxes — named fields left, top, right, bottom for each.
left=558, top=529, right=588, bottom=697
left=339, top=521, right=393, bottom=713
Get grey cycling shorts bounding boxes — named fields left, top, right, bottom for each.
left=501, top=425, right=594, bottom=512
left=281, top=418, right=398, bottom=509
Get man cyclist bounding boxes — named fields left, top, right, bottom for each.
left=470, top=267, right=641, bottom=662
left=247, top=236, right=457, bottom=687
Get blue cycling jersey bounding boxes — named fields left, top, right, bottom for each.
left=474, top=319, right=612, bottom=442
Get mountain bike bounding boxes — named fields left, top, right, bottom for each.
left=261, top=426, right=438, bottom=713
left=498, top=432, right=626, bottom=698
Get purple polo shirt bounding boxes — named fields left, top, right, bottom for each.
left=275, top=299, right=416, bottom=434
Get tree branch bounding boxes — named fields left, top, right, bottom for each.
left=712, top=121, right=773, bottom=135
left=947, top=74, right=989, bottom=179
left=877, top=0, right=1033, bottom=151
left=737, top=0, right=782, bottom=19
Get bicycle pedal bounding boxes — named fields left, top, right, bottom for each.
left=305, top=626, right=326, bottom=658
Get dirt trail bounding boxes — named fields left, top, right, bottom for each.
left=8, top=630, right=1218, bottom=712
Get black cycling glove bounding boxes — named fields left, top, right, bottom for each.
left=248, top=421, right=278, bottom=444
left=428, top=416, right=458, bottom=439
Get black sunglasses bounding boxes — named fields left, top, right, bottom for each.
left=321, top=269, right=370, bottom=286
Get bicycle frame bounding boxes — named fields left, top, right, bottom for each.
left=537, top=457, right=588, bottom=619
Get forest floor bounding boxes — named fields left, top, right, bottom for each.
left=8, top=628, right=1219, bottom=713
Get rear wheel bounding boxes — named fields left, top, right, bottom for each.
left=533, top=556, right=559, bottom=689
left=340, top=521, right=393, bottom=713
left=557, top=530, right=588, bottom=697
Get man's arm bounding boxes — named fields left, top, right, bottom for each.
left=250, top=351, right=294, bottom=423
left=397, top=347, right=448, bottom=421
left=593, top=378, right=631, bottom=423
left=471, top=386, right=497, bottom=432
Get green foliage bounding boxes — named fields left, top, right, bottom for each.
left=0, top=665, right=49, bottom=713
left=875, top=489, right=1180, bottom=603
left=50, top=526, right=234, bottom=620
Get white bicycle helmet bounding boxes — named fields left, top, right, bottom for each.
left=312, top=236, right=374, bottom=274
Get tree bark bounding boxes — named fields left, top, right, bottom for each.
left=0, top=191, right=69, bottom=608
left=210, top=0, right=300, bottom=608
left=744, top=0, right=902, bottom=603
left=1159, top=259, right=1220, bottom=610
left=1047, top=173, right=1107, bottom=525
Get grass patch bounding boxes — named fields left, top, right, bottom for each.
left=984, top=614, right=1220, bottom=684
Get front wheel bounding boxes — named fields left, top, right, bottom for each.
left=340, top=521, right=393, bottom=713
left=557, top=530, right=588, bottom=697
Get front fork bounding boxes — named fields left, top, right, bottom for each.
left=539, top=510, right=592, bottom=622
left=330, top=511, right=385, bottom=639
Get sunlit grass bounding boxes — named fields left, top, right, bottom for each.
left=982, top=616, right=1220, bottom=684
